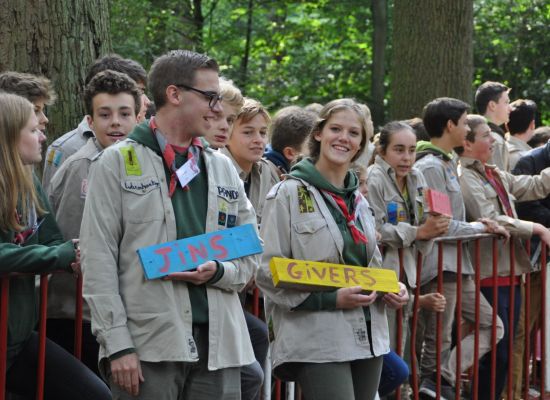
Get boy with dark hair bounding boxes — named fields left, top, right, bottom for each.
left=415, top=98, right=505, bottom=399
left=475, top=81, right=512, bottom=171
left=80, top=49, right=259, bottom=399
left=506, top=99, right=537, bottom=169
left=42, top=54, right=151, bottom=190
left=0, top=71, right=56, bottom=151
left=46, top=69, right=140, bottom=376
left=457, top=114, right=550, bottom=399
left=264, top=105, right=316, bottom=178
left=529, top=126, right=550, bottom=148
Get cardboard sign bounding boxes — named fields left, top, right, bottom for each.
left=269, top=257, right=400, bottom=293
left=424, top=188, right=452, bottom=217
left=137, top=224, right=262, bottom=279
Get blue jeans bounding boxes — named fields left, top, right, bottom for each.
left=477, top=285, right=521, bottom=400
left=378, top=350, right=409, bottom=396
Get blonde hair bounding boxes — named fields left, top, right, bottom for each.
left=308, top=98, right=369, bottom=163
left=219, top=77, right=244, bottom=111
left=0, top=92, right=44, bottom=232
left=235, top=97, right=271, bottom=126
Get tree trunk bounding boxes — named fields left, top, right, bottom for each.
left=370, top=0, right=388, bottom=128
left=239, top=0, right=254, bottom=92
left=390, top=0, right=473, bottom=120
left=0, top=0, right=111, bottom=142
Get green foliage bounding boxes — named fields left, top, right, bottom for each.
left=110, top=0, right=550, bottom=124
left=473, top=0, right=550, bottom=124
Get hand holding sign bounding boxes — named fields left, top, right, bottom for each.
left=336, top=286, right=378, bottom=309
left=382, top=282, right=409, bottom=309
left=163, top=260, right=217, bottom=284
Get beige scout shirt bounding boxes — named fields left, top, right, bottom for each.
left=458, top=157, right=550, bottom=278
left=414, top=152, right=485, bottom=285
left=366, top=155, right=432, bottom=288
left=43, top=117, right=94, bottom=192
left=256, top=176, right=390, bottom=372
left=46, top=137, right=102, bottom=320
left=80, top=139, right=258, bottom=371
left=506, top=134, right=532, bottom=171
left=221, top=147, right=279, bottom=226
left=489, top=131, right=510, bottom=172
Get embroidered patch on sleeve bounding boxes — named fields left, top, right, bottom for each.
left=297, top=186, right=315, bottom=213
left=218, top=211, right=227, bottom=226
left=120, top=146, right=142, bottom=176
left=53, top=150, right=63, bottom=167
left=80, top=179, right=88, bottom=199
left=47, top=149, right=56, bottom=165
left=227, top=214, right=237, bottom=228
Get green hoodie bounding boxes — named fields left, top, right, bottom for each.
left=129, top=121, right=223, bottom=324
left=0, top=175, right=75, bottom=368
left=289, top=158, right=368, bottom=311
left=416, top=140, right=453, bottom=161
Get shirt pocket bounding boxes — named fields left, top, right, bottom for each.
left=291, top=218, right=334, bottom=261
left=121, top=176, right=164, bottom=223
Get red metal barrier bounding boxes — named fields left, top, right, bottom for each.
left=0, top=271, right=82, bottom=400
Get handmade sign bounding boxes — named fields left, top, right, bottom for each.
left=137, top=224, right=262, bottom=279
left=424, top=188, right=452, bottom=217
left=269, top=257, right=400, bottom=293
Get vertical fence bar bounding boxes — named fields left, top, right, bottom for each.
left=396, top=248, right=405, bottom=400
left=275, top=379, right=281, bottom=400
left=436, top=242, right=444, bottom=399
left=508, top=241, right=516, bottom=400
left=473, top=239, right=481, bottom=400
left=540, top=245, right=546, bottom=399
left=36, top=274, right=49, bottom=400
left=410, top=252, right=423, bottom=400
left=490, top=237, right=499, bottom=400
left=0, top=277, right=10, bottom=400
left=524, top=241, right=532, bottom=400
left=74, top=274, right=83, bottom=360
left=455, top=241, right=462, bottom=400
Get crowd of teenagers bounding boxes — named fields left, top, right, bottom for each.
left=1, top=48, right=550, bottom=400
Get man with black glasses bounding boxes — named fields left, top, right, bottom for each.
left=80, top=50, right=260, bottom=400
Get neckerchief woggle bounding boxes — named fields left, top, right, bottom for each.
left=321, top=190, right=368, bottom=244
left=149, top=117, right=203, bottom=197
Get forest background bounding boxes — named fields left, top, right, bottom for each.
left=1, top=0, right=549, bottom=140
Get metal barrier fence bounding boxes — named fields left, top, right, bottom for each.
left=266, top=233, right=548, bottom=400
left=1, top=234, right=547, bottom=400
left=0, top=271, right=82, bottom=400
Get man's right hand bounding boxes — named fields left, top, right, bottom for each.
left=111, top=353, right=144, bottom=396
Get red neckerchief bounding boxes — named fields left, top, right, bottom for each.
left=12, top=211, right=35, bottom=245
left=150, top=117, right=203, bottom=197
left=322, top=190, right=368, bottom=244
left=484, top=167, right=514, bottom=217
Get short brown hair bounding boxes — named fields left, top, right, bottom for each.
left=234, top=97, right=270, bottom=127
left=85, top=54, right=147, bottom=86
left=84, top=70, right=141, bottom=116
left=148, top=50, right=219, bottom=109
left=269, top=106, right=316, bottom=153
left=0, top=71, right=57, bottom=105
left=455, top=114, right=487, bottom=155
left=475, top=81, right=510, bottom=115
left=308, top=98, right=368, bottom=163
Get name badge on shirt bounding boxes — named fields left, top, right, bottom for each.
left=176, top=157, right=200, bottom=188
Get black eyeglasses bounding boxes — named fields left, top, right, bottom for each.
left=175, top=83, right=223, bottom=109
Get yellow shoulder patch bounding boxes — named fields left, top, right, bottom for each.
left=297, top=186, right=315, bottom=213
left=120, top=146, right=142, bottom=176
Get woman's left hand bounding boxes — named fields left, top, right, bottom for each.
left=382, top=282, right=409, bottom=309
left=70, top=239, right=81, bottom=276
